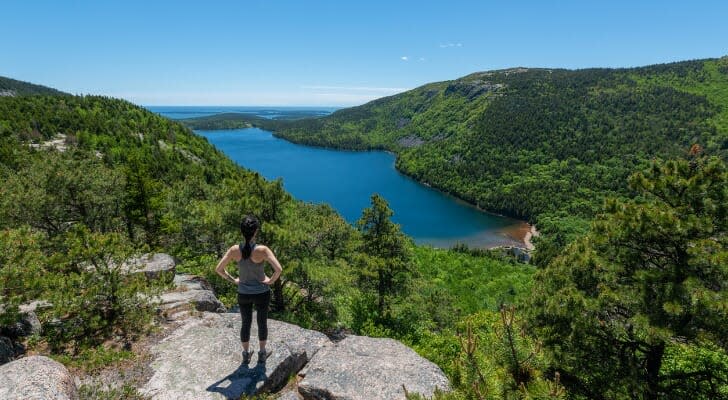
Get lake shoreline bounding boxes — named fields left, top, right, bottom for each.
left=184, top=122, right=536, bottom=250
left=496, top=222, right=538, bottom=251
left=244, top=129, right=537, bottom=249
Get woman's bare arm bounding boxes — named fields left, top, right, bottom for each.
left=261, top=246, right=283, bottom=285
left=215, top=246, right=239, bottom=285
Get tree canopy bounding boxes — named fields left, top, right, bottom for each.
left=528, top=155, right=728, bottom=399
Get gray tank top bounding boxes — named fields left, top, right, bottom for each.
left=237, top=243, right=270, bottom=294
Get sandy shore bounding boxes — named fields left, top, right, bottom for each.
left=497, top=222, right=538, bottom=250
left=523, top=224, right=538, bottom=251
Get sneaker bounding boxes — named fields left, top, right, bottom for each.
left=242, top=350, right=252, bottom=364
left=258, top=349, right=272, bottom=363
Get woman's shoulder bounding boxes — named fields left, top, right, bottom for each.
left=253, top=244, right=271, bottom=253
left=249, top=244, right=269, bottom=263
left=229, top=244, right=243, bottom=259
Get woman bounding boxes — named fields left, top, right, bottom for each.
left=215, top=215, right=282, bottom=364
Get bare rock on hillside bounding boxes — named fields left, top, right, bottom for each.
left=396, top=117, right=411, bottom=129
left=158, top=289, right=226, bottom=315
left=1, top=311, right=41, bottom=339
left=0, top=336, right=23, bottom=365
left=298, top=335, right=450, bottom=400
left=124, top=253, right=177, bottom=283
left=397, top=135, right=425, bottom=148
left=0, top=356, right=78, bottom=400
left=140, top=312, right=329, bottom=399
left=157, top=274, right=225, bottom=319
left=444, top=80, right=505, bottom=100
left=173, top=273, right=213, bottom=292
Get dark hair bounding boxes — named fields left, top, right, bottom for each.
left=240, top=214, right=260, bottom=259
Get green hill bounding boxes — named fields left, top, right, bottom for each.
left=204, top=57, right=728, bottom=259
left=2, top=72, right=726, bottom=399
left=0, top=76, right=68, bottom=96
left=0, top=85, right=534, bottom=388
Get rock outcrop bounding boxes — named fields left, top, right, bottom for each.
left=173, top=273, right=213, bottom=291
left=2, top=310, right=42, bottom=339
left=298, top=335, right=450, bottom=400
left=0, top=302, right=45, bottom=365
left=0, top=336, right=23, bottom=364
left=0, top=356, right=77, bottom=400
left=0, top=301, right=47, bottom=340
left=2, top=271, right=450, bottom=399
left=140, top=311, right=450, bottom=399
left=157, top=274, right=226, bottom=318
left=158, top=289, right=226, bottom=315
left=397, top=135, right=425, bottom=148
left=124, top=253, right=177, bottom=283
left=140, top=312, right=329, bottom=399
left=444, top=80, right=505, bottom=100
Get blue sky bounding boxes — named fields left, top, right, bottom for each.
left=2, top=0, right=727, bottom=106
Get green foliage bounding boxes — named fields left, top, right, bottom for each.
left=409, top=308, right=566, bottom=400
left=42, top=227, right=160, bottom=353
left=0, top=227, right=47, bottom=326
left=12, top=75, right=724, bottom=400
left=0, top=75, right=67, bottom=96
left=53, top=345, right=136, bottom=374
left=0, top=224, right=160, bottom=361
left=181, top=113, right=254, bottom=130
left=78, top=380, right=149, bottom=400
left=356, top=194, right=413, bottom=316
left=180, top=109, right=331, bottom=130
left=528, top=156, right=728, bottom=399
left=0, top=150, right=126, bottom=237
left=413, top=246, right=534, bottom=315
left=221, top=59, right=728, bottom=264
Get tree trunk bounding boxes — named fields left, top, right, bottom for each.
left=272, top=279, right=285, bottom=312
left=377, top=269, right=385, bottom=315
left=645, top=342, right=665, bottom=400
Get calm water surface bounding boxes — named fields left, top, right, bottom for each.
left=195, top=128, right=528, bottom=248
left=149, top=106, right=528, bottom=248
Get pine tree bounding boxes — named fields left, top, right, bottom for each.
left=356, top=194, right=412, bottom=315
left=528, top=155, right=728, bottom=399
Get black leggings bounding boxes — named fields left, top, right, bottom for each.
left=237, top=291, right=271, bottom=342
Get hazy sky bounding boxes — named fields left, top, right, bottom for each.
left=3, top=0, right=727, bottom=106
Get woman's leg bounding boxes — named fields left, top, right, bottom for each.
left=254, top=291, right=272, bottom=351
left=238, top=293, right=254, bottom=351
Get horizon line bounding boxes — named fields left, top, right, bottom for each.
left=141, top=104, right=347, bottom=108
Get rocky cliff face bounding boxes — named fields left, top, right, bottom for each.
left=298, top=335, right=450, bottom=400
left=140, top=311, right=449, bottom=400
left=0, top=259, right=451, bottom=399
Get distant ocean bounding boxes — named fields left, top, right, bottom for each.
left=148, top=106, right=338, bottom=120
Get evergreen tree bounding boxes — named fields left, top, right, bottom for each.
left=356, top=194, right=412, bottom=315
left=528, top=155, right=728, bottom=399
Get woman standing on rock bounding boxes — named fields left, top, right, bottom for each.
left=215, top=214, right=282, bottom=364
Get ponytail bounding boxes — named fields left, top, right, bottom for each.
left=240, top=214, right=260, bottom=260
left=241, top=237, right=253, bottom=259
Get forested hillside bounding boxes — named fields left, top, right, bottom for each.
left=206, top=57, right=728, bottom=264
left=0, top=88, right=546, bottom=397
left=0, top=76, right=68, bottom=96
left=2, top=76, right=725, bottom=399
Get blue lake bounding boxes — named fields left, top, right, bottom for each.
left=149, top=107, right=529, bottom=248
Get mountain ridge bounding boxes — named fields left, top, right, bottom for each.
left=181, top=56, right=728, bottom=259
left=0, top=76, right=68, bottom=97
